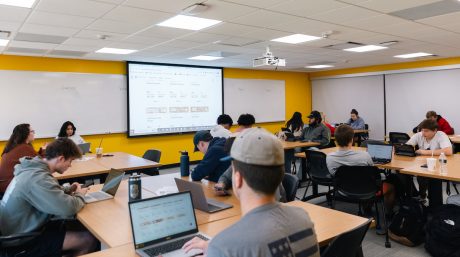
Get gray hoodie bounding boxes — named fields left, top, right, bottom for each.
left=0, top=156, right=85, bottom=245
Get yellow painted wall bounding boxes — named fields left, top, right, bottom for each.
left=0, top=55, right=311, bottom=165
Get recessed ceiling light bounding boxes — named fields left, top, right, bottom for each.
left=271, top=34, right=321, bottom=44
left=95, top=48, right=137, bottom=55
left=157, top=15, right=221, bottom=31
left=394, top=52, right=434, bottom=59
left=344, top=45, right=388, bottom=52
left=305, top=65, right=334, bottom=69
left=0, top=0, right=36, bottom=8
left=0, top=39, right=9, bottom=46
left=188, top=55, right=223, bottom=61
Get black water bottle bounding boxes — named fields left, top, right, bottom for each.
left=180, top=151, right=190, bottom=177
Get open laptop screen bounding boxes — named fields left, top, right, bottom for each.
left=129, top=192, right=198, bottom=249
left=367, top=144, right=393, bottom=160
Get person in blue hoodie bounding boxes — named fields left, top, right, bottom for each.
left=0, top=138, right=98, bottom=257
left=191, top=130, right=230, bottom=182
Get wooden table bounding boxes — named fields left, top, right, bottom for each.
left=77, top=174, right=241, bottom=248
left=281, top=140, right=320, bottom=173
left=53, top=152, right=160, bottom=180
left=81, top=200, right=368, bottom=257
left=449, top=135, right=460, bottom=144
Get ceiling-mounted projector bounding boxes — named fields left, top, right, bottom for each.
left=253, top=47, right=286, bottom=67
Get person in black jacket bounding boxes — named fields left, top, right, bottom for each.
left=191, top=130, right=230, bottom=182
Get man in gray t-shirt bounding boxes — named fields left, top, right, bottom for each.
left=182, top=128, right=319, bottom=257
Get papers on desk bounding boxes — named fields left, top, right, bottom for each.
left=154, top=186, right=178, bottom=196
left=75, top=156, right=94, bottom=162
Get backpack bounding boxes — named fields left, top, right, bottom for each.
left=388, top=197, right=426, bottom=246
left=425, top=204, right=460, bottom=257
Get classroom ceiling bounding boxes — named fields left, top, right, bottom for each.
left=2, top=0, right=460, bottom=71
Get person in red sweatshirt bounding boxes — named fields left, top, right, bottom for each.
left=413, top=111, right=454, bottom=135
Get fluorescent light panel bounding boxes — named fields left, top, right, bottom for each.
left=157, top=15, right=221, bottom=31
left=0, top=39, right=9, bottom=46
left=394, top=52, right=434, bottom=59
left=0, top=0, right=36, bottom=8
left=271, top=34, right=321, bottom=44
left=344, top=45, right=387, bottom=52
left=188, top=55, right=223, bottom=61
left=305, top=65, right=334, bottom=69
left=96, top=48, right=137, bottom=54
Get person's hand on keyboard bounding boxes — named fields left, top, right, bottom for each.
left=75, top=184, right=88, bottom=196
left=182, top=236, right=208, bottom=256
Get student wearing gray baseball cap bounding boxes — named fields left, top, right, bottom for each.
left=183, top=128, right=319, bottom=257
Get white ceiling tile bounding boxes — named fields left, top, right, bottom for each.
left=268, top=0, right=348, bottom=17
left=180, top=32, right=229, bottom=44
left=193, top=0, right=257, bottom=21
left=122, top=35, right=171, bottom=45
left=123, top=0, right=198, bottom=13
left=54, top=44, right=99, bottom=52
left=240, top=28, right=288, bottom=41
left=202, top=22, right=259, bottom=36
left=370, top=21, right=430, bottom=36
left=104, top=41, right=146, bottom=50
left=87, top=19, right=149, bottom=34
left=102, top=6, right=170, bottom=25
left=27, top=11, right=95, bottom=29
left=351, top=0, right=444, bottom=13
left=63, top=38, right=111, bottom=47
left=20, top=23, right=79, bottom=37
left=136, top=45, right=184, bottom=56
left=135, top=26, right=193, bottom=39
left=36, top=0, right=116, bottom=18
left=417, top=12, right=460, bottom=26
left=220, top=0, right=288, bottom=8
left=310, top=6, right=381, bottom=24
left=343, top=14, right=406, bottom=29
left=92, top=0, right=125, bottom=4
left=155, top=40, right=205, bottom=49
left=8, top=40, right=57, bottom=49
left=74, top=30, right=128, bottom=41
left=231, top=10, right=301, bottom=28
left=0, top=21, right=22, bottom=32
left=0, top=5, right=31, bottom=22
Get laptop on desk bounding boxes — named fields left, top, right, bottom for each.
left=83, top=169, right=125, bottom=203
left=367, top=143, right=393, bottom=164
left=78, top=143, right=91, bottom=154
left=395, top=144, right=417, bottom=157
left=129, top=192, right=211, bottom=257
left=174, top=178, right=233, bottom=213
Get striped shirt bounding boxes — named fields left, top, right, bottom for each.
left=207, top=202, right=319, bottom=257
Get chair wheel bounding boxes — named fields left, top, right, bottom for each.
left=385, top=241, right=391, bottom=248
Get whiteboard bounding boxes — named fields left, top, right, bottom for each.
left=386, top=69, right=460, bottom=135
left=223, top=79, right=285, bottom=123
left=312, top=75, right=385, bottom=140
left=0, top=70, right=126, bottom=140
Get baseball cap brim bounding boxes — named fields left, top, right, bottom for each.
left=220, top=155, right=233, bottom=162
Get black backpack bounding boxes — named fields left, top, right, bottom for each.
left=388, top=197, right=426, bottom=246
left=425, top=204, right=460, bottom=257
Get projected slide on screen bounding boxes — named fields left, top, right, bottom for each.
left=128, top=62, right=223, bottom=137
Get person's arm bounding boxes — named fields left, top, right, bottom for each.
left=417, top=147, right=452, bottom=156
left=217, top=166, right=232, bottom=189
left=406, top=134, right=418, bottom=146
left=357, top=118, right=365, bottom=130
left=311, top=126, right=330, bottom=146
left=191, top=149, right=221, bottom=181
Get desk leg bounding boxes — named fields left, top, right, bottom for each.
left=428, top=179, right=443, bottom=208
left=284, top=149, right=294, bottom=174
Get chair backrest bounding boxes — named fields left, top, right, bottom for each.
left=334, top=166, right=382, bottom=200
left=364, top=124, right=369, bottom=130
left=305, top=150, right=331, bottom=180
left=282, top=173, right=299, bottom=202
left=389, top=132, right=411, bottom=145
left=142, top=149, right=161, bottom=163
left=361, top=139, right=386, bottom=148
left=321, top=219, right=372, bottom=257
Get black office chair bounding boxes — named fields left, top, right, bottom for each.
left=332, top=166, right=391, bottom=248
left=130, top=149, right=161, bottom=176
left=301, top=150, right=334, bottom=203
left=361, top=139, right=386, bottom=148
left=321, top=219, right=372, bottom=257
left=389, top=132, right=410, bottom=145
left=0, top=229, right=41, bottom=257
left=282, top=173, right=299, bottom=202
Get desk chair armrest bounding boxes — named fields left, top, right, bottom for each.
left=0, top=232, right=41, bottom=242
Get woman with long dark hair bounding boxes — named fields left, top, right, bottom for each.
left=286, top=112, right=304, bottom=137
left=0, top=124, right=37, bottom=194
left=57, top=121, right=85, bottom=145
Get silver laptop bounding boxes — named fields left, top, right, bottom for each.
left=78, top=142, right=91, bottom=154
left=174, top=178, right=233, bottom=213
left=84, top=169, right=124, bottom=203
left=129, top=192, right=210, bottom=257
left=367, top=143, right=393, bottom=164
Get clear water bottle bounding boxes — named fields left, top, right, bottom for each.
left=439, top=152, right=447, bottom=175
left=180, top=151, right=190, bottom=177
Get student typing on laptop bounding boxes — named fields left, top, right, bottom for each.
left=183, top=128, right=320, bottom=257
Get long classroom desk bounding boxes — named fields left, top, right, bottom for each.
left=281, top=140, right=320, bottom=173
left=81, top=199, right=368, bottom=257
left=296, top=147, right=460, bottom=207
left=53, top=152, right=161, bottom=180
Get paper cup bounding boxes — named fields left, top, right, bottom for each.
left=96, top=147, right=103, bottom=158
left=427, top=157, right=436, bottom=171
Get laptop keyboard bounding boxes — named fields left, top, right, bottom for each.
left=88, top=191, right=110, bottom=200
left=144, top=234, right=208, bottom=257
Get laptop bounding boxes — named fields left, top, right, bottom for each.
left=174, top=178, right=233, bottom=213
left=367, top=143, right=393, bottom=164
left=78, top=142, right=91, bottom=154
left=129, top=192, right=210, bottom=257
left=84, top=169, right=125, bottom=203
left=395, top=144, right=417, bottom=157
